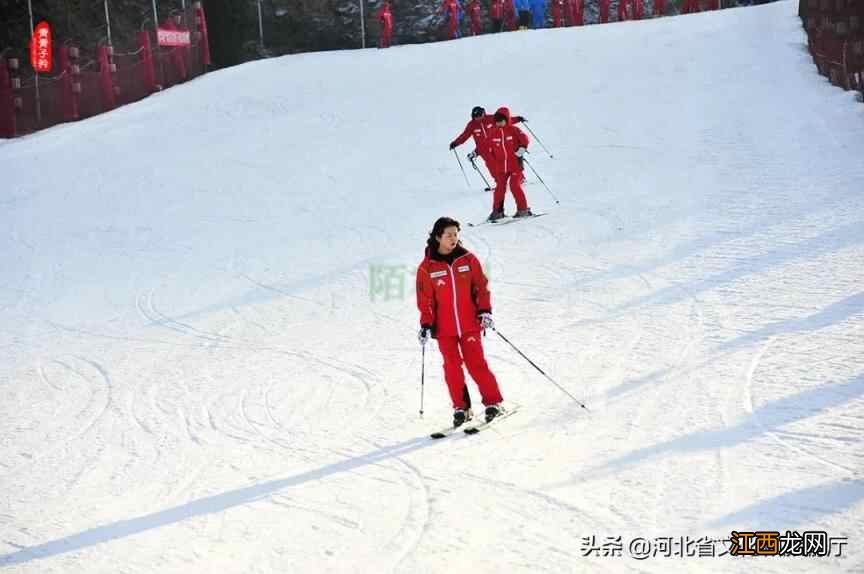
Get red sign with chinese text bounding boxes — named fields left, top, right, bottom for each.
left=157, top=28, right=192, bottom=47
left=30, top=21, right=53, bottom=73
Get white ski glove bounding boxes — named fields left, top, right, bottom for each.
left=479, top=313, right=494, bottom=331
left=418, top=326, right=431, bottom=346
left=514, top=147, right=527, bottom=158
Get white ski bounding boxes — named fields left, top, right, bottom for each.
left=463, top=405, right=521, bottom=435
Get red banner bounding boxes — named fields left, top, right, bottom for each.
left=157, top=28, right=191, bottom=47
left=30, top=21, right=53, bottom=73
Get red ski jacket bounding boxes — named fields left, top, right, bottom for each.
left=505, top=0, right=518, bottom=29
left=442, top=0, right=460, bottom=17
left=378, top=6, right=393, bottom=32
left=487, top=107, right=529, bottom=175
left=451, top=117, right=494, bottom=159
left=416, top=245, right=491, bottom=338
left=469, top=1, right=482, bottom=33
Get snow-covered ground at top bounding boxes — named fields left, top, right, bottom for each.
left=1, top=1, right=863, bottom=572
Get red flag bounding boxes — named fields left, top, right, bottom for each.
left=30, top=21, right=53, bottom=73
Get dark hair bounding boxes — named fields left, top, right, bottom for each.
left=471, top=106, right=485, bottom=119
left=427, top=216, right=461, bottom=252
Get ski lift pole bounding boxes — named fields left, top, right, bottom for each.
left=151, top=0, right=165, bottom=85
left=360, top=0, right=366, bottom=48
left=104, top=0, right=113, bottom=46
left=257, top=0, right=264, bottom=49
left=26, top=0, right=41, bottom=124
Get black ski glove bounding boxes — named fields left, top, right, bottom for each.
left=418, top=326, right=431, bottom=346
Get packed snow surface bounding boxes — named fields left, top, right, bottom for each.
left=1, top=1, right=862, bottom=572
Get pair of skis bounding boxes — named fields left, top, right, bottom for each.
left=429, top=406, right=520, bottom=439
left=467, top=212, right=547, bottom=228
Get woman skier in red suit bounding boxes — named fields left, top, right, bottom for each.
left=416, top=217, right=505, bottom=426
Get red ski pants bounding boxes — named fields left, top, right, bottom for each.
left=437, top=333, right=503, bottom=409
left=448, top=17, right=458, bottom=39
left=493, top=171, right=529, bottom=212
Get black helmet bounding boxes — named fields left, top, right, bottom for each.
left=471, top=106, right=485, bottom=119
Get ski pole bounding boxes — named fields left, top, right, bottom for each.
left=523, top=158, right=561, bottom=204
left=453, top=149, right=471, bottom=188
left=493, top=327, right=588, bottom=411
left=468, top=154, right=492, bottom=191
left=419, top=342, right=426, bottom=418
left=521, top=121, right=555, bottom=159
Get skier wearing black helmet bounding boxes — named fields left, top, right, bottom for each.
left=449, top=105, right=525, bottom=188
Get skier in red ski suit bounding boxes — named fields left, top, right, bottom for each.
left=378, top=1, right=393, bottom=48
left=576, top=0, right=585, bottom=24
left=599, top=0, right=610, bottom=22
left=490, top=0, right=505, bottom=31
left=417, top=217, right=504, bottom=426
left=503, top=0, right=517, bottom=30
left=468, top=0, right=482, bottom=35
left=552, top=0, right=563, bottom=27
left=617, top=0, right=630, bottom=21
left=442, top=0, right=461, bottom=39
left=487, top=107, right=532, bottom=220
left=569, top=0, right=584, bottom=25
left=449, top=105, right=526, bottom=191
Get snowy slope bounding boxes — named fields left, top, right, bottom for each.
left=2, top=2, right=864, bottom=572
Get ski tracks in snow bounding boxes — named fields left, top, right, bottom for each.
left=743, top=334, right=862, bottom=479
left=4, top=355, right=114, bottom=480
left=0, top=355, right=115, bottom=551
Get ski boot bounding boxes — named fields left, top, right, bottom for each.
left=484, top=403, right=502, bottom=423
left=514, top=208, right=534, bottom=218
left=453, top=408, right=474, bottom=428
left=487, top=208, right=506, bottom=222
